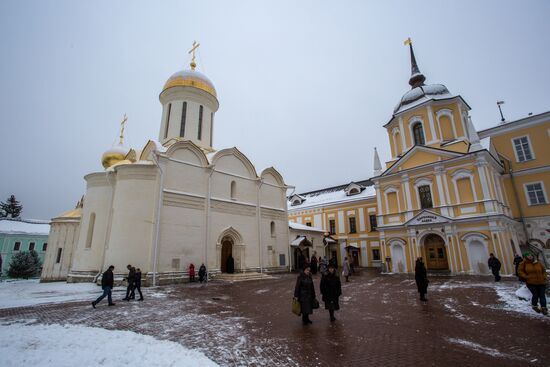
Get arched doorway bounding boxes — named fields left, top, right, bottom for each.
left=391, top=244, right=407, bottom=273
left=423, top=234, right=449, bottom=270
left=220, top=236, right=234, bottom=273
left=468, top=240, right=489, bottom=274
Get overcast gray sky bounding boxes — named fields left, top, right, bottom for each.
left=1, top=0, right=549, bottom=219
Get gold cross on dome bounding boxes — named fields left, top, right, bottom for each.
left=188, top=41, right=200, bottom=70
left=404, top=37, right=412, bottom=46
left=119, top=113, right=127, bottom=144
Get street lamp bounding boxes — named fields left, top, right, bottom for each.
left=497, top=101, right=505, bottom=122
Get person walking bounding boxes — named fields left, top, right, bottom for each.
left=130, top=268, right=144, bottom=301
left=513, top=254, right=523, bottom=278
left=123, top=264, right=136, bottom=301
left=294, top=265, right=316, bottom=325
left=415, top=257, right=429, bottom=302
left=92, top=265, right=115, bottom=308
left=189, top=263, right=196, bottom=282
left=320, top=263, right=342, bottom=321
left=488, top=253, right=502, bottom=282
left=198, top=263, right=207, bottom=283
left=310, top=255, right=318, bottom=275
left=319, top=257, right=328, bottom=276
left=518, top=252, right=547, bottom=315
left=342, top=257, right=351, bottom=282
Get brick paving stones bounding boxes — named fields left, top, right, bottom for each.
left=1, top=271, right=549, bottom=367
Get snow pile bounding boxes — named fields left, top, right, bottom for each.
left=0, top=322, right=218, bottom=367
left=445, top=338, right=519, bottom=360
left=0, top=219, right=50, bottom=235
left=494, top=283, right=546, bottom=318
left=0, top=279, right=125, bottom=309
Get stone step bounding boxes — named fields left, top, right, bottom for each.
left=211, top=272, right=276, bottom=282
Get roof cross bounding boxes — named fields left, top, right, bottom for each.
left=188, top=41, right=200, bottom=70
left=119, top=113, right=127, bottom=144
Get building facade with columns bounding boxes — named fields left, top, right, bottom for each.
left=41, top=50, right=290, bottom=285
left=288, top=42, right=550, bottom=274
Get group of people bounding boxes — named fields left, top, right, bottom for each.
left=294, top=262, right=342, bottom=325
left=188, top=263, right=208, bottom=283
left=92, top=264, right=144, bottom=308
left=414, top=251, right=547, bottom=315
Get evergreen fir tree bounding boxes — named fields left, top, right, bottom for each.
left=8, top=250, right=41, bottom=278
left=0, top=195, right=23, bottom=218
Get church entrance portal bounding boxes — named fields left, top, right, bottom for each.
left=423, top=234, right=449, bottom=270
left=220, top=237, right=234, bottom=273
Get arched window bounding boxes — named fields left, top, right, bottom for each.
left=210, top=112, right=214, bottom=146
left=270, top=221, right=276, bottom=237
left=198, top=105, right=203, bottom=140
left=394, top=131, right=402, bottom=155
left=180, top=102, right=187, bottom=137
left=86, top=212, right=96, bottom=248
left=412, top=123, right=425, bottom=145
left=418, top=185, right=433, bottom=209
left=230, top=181, right=236, bottom=200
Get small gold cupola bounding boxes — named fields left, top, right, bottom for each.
left=101, top=114, right=131, bottom=169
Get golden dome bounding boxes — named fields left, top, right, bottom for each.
left=101, top=143, right=130, bottom=169
left=162, top=69, right=217, bottom=98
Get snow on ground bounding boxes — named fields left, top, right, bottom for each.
left=445, top=337, right=524, bottom=361
left=0, top=279, right=126, bottom=309
left=0, top=321, right=218, bottom=367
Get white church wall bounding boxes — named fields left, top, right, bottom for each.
left=163, top=159, right=208, bottom=197
left=210, top=170, right=257, bottom=204
left=41, top=220, right=80, bottom=282
left=103, top=165, right=158, bottom=273
left=69, top=173, right=114, bottom=280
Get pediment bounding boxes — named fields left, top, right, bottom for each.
left=344, top=182, right=364, bottom=196
left=405, top=210, right=450, bottom=226
left=383, top=146, right=463, bottom=175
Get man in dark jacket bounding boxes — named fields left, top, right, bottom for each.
left=513, top=254, right=523, bottom=278
left=320, top=264, right=342, bottom=321
left=488, top=253, right=502, bottom=282
left=123, top=264, right=136, bottom=300
left=130, top=268, right=144, bottom=301
left=92, top=265, right=115, bottom=308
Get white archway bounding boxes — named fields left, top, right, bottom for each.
left=390, top=241, right=407, bottom=273
left=462, top=233, right=490, bottom=274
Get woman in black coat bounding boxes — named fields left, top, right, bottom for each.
left=320, top=264, right=342, bottom=322
left=294, top=266, right=316, bottom=325
left=415, top=257, right=429, bottom=302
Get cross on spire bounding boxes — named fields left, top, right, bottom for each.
left=404, top=37, right=426, bottom=88
left=188, top=41, right=200, bottom=70
left=119, top=113, right=127, bottom=144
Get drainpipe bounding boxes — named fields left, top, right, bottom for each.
left=257, top=178, right=263, bottom=273
left=286, top=185, right=295, bottom=273
left=152, top=152, right=164, bottom=287
left=205, top=165, right=214, bottom=281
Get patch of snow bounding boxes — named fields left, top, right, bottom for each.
left=446, top=337, right=523, bottom=360
left=288, top=221, right=324, bottom=232
left=255, top=289, right=269, bottom=294
left=0, top=279, right=125, bottom=309
left=0, top=219, right=50, bottom=235
left=288, top=185, right=376, bottom=211
left=494, top=284, right=547, bottom=318
left=0, top=322, right=218, bottom=367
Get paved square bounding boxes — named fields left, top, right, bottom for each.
left=1, top=271, right=549, bottom=366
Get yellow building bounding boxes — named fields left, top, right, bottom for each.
left=288, top=42, right=550, bottom=275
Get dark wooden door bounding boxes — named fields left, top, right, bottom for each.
left=424, top=234, right=448, bottom=270
left=221, top=240, right=232, bottom=273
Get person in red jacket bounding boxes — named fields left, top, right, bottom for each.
left=189, top=263, right=196, bottom=283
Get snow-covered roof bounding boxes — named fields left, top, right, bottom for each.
left=291, top=236, right=307, bottom=246
left=288, top=221, right=324, bottom=233
left=288, top=179, right=376, bottom=211
left=0, top=219, right=50, bottom=236
left=393, top=84, right=455, bottom=115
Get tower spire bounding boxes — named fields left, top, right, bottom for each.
left=373, top=147, right=382, bottom=177
left=404, top=37, right=426, bottom=88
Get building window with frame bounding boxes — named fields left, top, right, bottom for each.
left=29, top=242, right=35, bottom=251
left=306, top=222, right=312, bottom=227
left=412, top=122, right=425, bottom=145
left=14, top=241, right=21, bottom=251
left=270, top=221, right=276, bottom=237
left=525, top=183, right=547, bottom=205
left=372, top=248, right=381, bottom=261
left=164, top=103, right=172, bottom=139
left=513, top=136, right=533, bottom=162
left=198, top=105, right=203, bottom=140
left=56, top=248, right=62, bottom=263
left=369, top=215, right=377, bottom=231
left=348, top=217, right=356, bottom=233
left=180, top=101, right=187, bottom=137
left=230, top=181, right=237, bottom=200
left=418, top=185, right=433, bottom=209
left=42, top=243, right=48, bottom=251
left=329, top=219, right=336, bottom=235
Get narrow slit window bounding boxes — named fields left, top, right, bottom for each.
left=412, top=123, right=425, bottom=145
left=418, top=185, right=433, bottom=209
left=180, top=102, right=187, bottom=137
left=164, top=103, right=172, bottom=139
left=198, top=105, right=203, bottom=140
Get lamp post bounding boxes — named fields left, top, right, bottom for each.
left=497, top=101, right=505, bottom=122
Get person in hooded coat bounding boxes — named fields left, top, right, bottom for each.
left=320, top=263, right=342, bottom=321
left=294, top=265, right=316, bottom=325
left=198, top=263, right=207, bottom=283
left=415, top=257, right=429, bottom=302
left=310, top=255, right=318, bottom=275
left=518, top=252, right=547, bottom=315
left=342, top=257, right=351, bottom=282
left=226, top=255, right=235, bottom=274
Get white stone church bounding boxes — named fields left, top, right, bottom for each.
left=41, top=50, right=290, bottom=285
